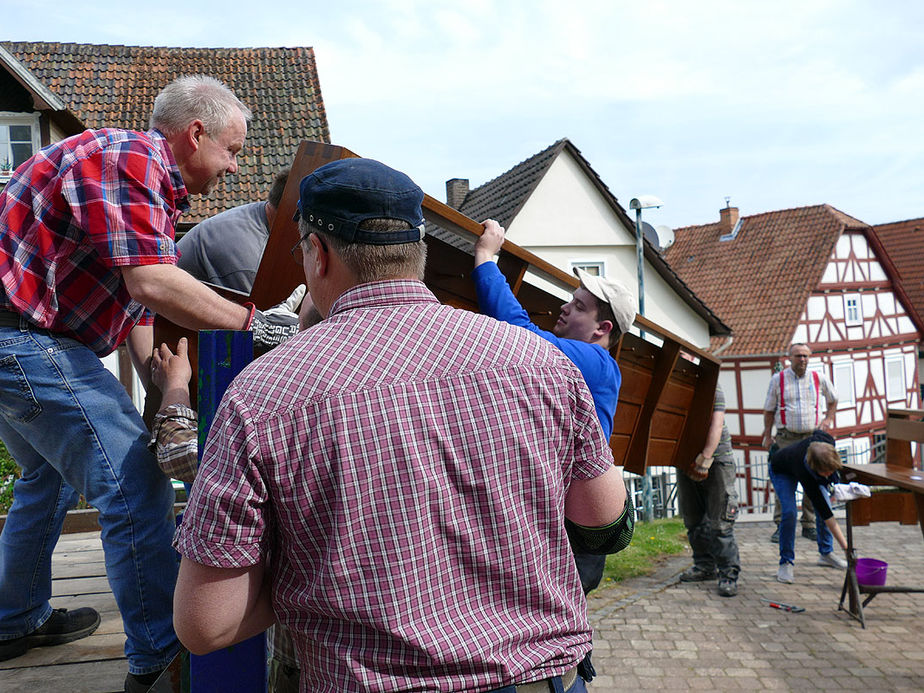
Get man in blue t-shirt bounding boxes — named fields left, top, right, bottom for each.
left=472, top=219, right=635, bottom=593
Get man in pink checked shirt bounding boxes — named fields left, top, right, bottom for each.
left=173, top=158, right=634, bottom=692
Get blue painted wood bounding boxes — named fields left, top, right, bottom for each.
left=190, top=330, right=266, bottom=693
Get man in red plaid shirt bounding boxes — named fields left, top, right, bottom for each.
left=0, top=74, right=295, bottom=692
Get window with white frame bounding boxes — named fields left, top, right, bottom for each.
left=833, top=361, right=855, bottom=406
left=885, top=357, right=905, bottom=402
left=843, top=293, right=862, bottom=326
left=0, top=113, right=40, bottom=177
left=570, top=261, right=605, bottom=277
left=836, top=440, right=853, bottom=465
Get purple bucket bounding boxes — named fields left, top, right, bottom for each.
left=855, top=558, right=888, bottom=586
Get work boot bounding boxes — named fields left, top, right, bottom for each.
left=776, top=563, right=794, bottom=584
left=769, top=526, right=780, bottom=543
left=679, top=565, right=716, bottom=582
left=717, top=578, right=738, bottom=597
left=801, top=526, right=817, bottom=541
left=817, top=552, right=847, bottom=569
left=0, top=607, right=100, bottom=662
left=125, top=668, right=169, bottom=693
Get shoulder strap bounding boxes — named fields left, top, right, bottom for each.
left=779, top=371, right=787, bottom=426
left=813, top=371, right=820, bottom=424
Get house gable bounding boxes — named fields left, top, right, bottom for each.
left=508, top=151, right=633, bottom=249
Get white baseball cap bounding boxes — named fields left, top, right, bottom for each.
left=573, top=268, right=636, bottom=336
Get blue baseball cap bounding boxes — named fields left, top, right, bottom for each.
left=294, top=158, right=425, bottom=245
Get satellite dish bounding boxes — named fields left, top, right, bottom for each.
left=641, top=222, right=675, bottom=251
left=641, top=221, right=659, bottom=247
left=656, top=225, right=675, bottom=249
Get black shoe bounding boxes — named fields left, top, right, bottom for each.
left=802, top=526, right=817, bottom=541
left=717, top=578, right=738, bottom=597
left=769, top=527, right=780, bottom=543
left=679, top=565, right=716, bottom=582
left=125, top=668, right=168, bottom=693
left=0, top=607, right=100, bottom=662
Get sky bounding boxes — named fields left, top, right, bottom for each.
left=5, top=0, right=924, bottom=232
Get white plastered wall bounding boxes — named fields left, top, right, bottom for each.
left=502, top=152, right=712, bottom=348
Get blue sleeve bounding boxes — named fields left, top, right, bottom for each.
left=471, top=262, right=620, bottom=437
left=471, top=261, right=556, bottom=340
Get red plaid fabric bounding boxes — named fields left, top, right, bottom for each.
left=176, top=280, right=612, bottom=692
left=0, top=128, right=187, bottom=355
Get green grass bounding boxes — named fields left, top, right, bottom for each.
left=601, top=517, right=688, bottom=585
left=0, top=441, right=17, bottom=515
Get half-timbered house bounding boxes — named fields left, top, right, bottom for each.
left=664, top=203, right=924, bottom=514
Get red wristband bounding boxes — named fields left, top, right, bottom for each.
left=243, top=302, right=257, bottom=330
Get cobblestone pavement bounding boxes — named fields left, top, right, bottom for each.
left=585, top=519, right=924, bottom=691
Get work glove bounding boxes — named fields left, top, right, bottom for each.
left=249, top=285, right=305, bottom=351
left=686, top=453, right=713, bottom=481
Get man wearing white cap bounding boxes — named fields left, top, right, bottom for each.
left=472, top=219, right=635, bottom=600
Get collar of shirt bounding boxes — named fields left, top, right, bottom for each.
left=328, top=279, right=439, bottom=317
left=147, top=128, right=190, bottom=217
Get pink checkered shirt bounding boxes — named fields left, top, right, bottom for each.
left=175, top=280, right=613, bottom=692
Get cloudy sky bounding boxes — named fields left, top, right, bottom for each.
left=5, top=0, right=924, bottom=231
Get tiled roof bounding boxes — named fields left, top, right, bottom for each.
left=664, top=204, right=870, bottom=355
left=0, top=41, right=330, bottom=223
left=428, top=138, right=730, bottom=335
left=870, top=217, right=924, bottom=328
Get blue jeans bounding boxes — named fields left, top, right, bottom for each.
left=768, top=467, right=833, bottom=565
left=0, top=322, right=180, bottom=674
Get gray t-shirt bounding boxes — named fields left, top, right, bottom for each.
left=176, top=201, right=270, bottom=293
left=714, top=384, right=733, bottom=458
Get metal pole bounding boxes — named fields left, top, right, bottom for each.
left=633, top=207, right=654, bottom=522
left=634, top=207, right=645, bottom=319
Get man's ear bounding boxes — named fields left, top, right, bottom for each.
left=308, top=233, right=329, bottom=277
left=186, top=120, right=206, bottom=152
left=593, top=319, right=614, bottom=343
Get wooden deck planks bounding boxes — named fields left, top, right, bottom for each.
left=0, top=531, right=128, bottom=693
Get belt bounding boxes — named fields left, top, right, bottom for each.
left=0, top=308, right=54, bottom=335
left=0, top=308, right=22, bottom=327
left=486, top=666, right=579, bottom=693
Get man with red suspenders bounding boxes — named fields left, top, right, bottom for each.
left=761, top=343, right=838, bottom=542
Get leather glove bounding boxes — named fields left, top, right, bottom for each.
left=686, top=453, right=713, bottom=481
left=249, top=285, right=305, bottom=350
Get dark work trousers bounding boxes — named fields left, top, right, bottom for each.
left=677, top=454, right=741, bottom=580
left=574, top=553, right=605, bottom=595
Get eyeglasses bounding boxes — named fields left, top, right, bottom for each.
left=290, top=233, right=328, bottom=266
left=290, top=237, right=307, bottom=266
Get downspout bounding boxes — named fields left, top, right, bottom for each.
left=713, top=334, right=734, bottom=357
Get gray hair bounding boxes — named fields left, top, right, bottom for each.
left=149, top=75, right=252, bottom=136
left=299, top=217, right=427, bottom=283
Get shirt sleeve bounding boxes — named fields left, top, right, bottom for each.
left=821, top=373, right=838, bottom=403
left=763, top=372, right=780, bottom=412
left=148, top=404, right=200, bottom=484
left=173, top=387, right=269, bottom=568
left=471, top=261, right=554, bottom=340
left=566, top=364, right=615, bottom=481
left=65, top=138, right=178, bottom=269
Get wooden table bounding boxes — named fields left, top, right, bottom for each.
left=838, top=463, right=924, bottom=627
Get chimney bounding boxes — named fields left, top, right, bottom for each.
left=446, top=178, right=469, bottom=209
left=719, top=199, right=739, bottom=235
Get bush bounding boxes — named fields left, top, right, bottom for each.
left=0, top=441, right=18, bottom=515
